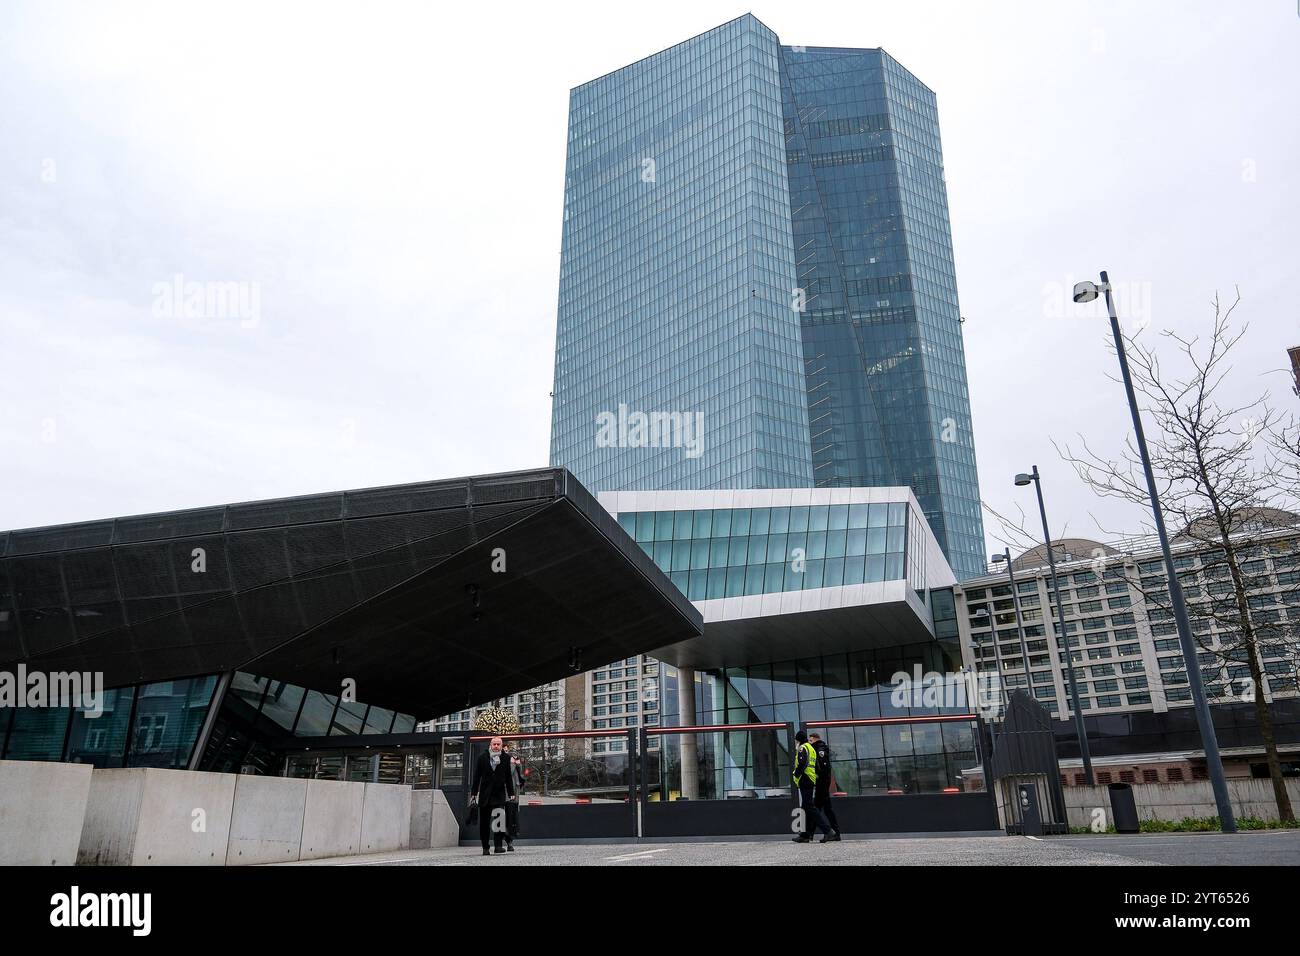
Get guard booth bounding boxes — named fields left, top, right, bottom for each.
left=988, top=691, right=1069, bottom=835
left=459, top=729, right=638, bottom=841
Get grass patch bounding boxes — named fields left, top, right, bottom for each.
left=1070, top=816, right=1299, bottom=833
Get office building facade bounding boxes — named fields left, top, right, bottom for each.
left=549, top=14, right=985, bottom=579
left=599, top=487, right=991, bottom=800
left=955, top=517, right=1300, bottom=782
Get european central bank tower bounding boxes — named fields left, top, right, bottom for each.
left=548, top=14, right=985, bottom=579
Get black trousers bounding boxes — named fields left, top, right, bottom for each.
left=505, top=800, right=519, bottom=843
left=815, top=788, right=840, bottom=833
left=798, top=780, right=831, bottom=836
left=478, top=800, right=508, bottom=851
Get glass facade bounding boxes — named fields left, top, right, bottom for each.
left=197, top=671, right=418, bottom=775
left=549, top=15, right=985, bottom=579
left=616, top=501, right=910, bottom=600
left=549, top=15, right=814, bottom=493
left=659, top=614, right=983, bottom=795
left=780, top=45, right=984, bottom=578
left=0, top=675, right=217, bottom=769
left=0, top=670, right=420, bottom=773
left=649, top=725, right=791, bottom=800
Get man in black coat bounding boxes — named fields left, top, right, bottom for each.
left=471, top=736, right=517, bottom=855
left=808, top=731, right=842, bottom=842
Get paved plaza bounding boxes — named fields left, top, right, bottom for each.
left=286, top=829, right=1300, bottom=867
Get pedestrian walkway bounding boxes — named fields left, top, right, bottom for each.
left=278, top=829, right=1299, bottom=866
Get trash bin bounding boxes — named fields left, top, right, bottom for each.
left=1108, top=782, right=1139, bottom=833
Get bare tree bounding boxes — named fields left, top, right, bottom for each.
left=1057, top=291, right=1298, bottom=821
left=513, top=684, right=599, bottom=797
left=1275, top=400, right=1300, bottom=505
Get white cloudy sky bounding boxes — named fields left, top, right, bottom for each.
left=1, top=1, right=1296, bottom=557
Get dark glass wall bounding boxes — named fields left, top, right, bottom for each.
left=1, top=675, right=217, bottom=768
left=65, top=687, right=134, bottom=768
left=194, top=671, right=419, bottom=775
left=0, top=669, right=418, bottom=772
left=779, top=45, right=985, bottom=579
left=660, top=629, right=980, bottom=794
left=127, top=677, right=219, bottom=769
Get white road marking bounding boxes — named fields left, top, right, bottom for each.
left=331, top=857, right=426, bottom=865
left=605, top=848, right=672, bottom=862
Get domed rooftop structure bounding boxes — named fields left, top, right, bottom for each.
left=1010, top=538, right=1119, bottom=573
left=1175, top=507, right=1298, bottom=543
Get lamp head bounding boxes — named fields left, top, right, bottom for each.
left=991, top=553, right=1006, bottom=564
left=1072, top=280, right=1100, bottom=303
left=1014, top=473, right=1034, bottom=487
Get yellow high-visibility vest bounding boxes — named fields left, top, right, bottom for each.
left=794, top=741, right=818, bottom=785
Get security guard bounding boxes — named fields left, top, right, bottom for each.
left=791, top=730, right=832, bottom=843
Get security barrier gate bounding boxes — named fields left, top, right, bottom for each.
left=459, top=729, right=638, bottom=841
left=640, top=722, right=797, bottom=837
left=801, top=714, right=1000, bottom=833
left=275, top=718, right=999, bottom=841
left=637, top=715, right=999, bottom=838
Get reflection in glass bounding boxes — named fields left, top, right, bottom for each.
left=294, top=690, right=338, bottom=736
left=330, top=699, right=367, bottom=736
left=650, top=727, right=792, bottom=801
left=259, top=681, right=305, bottom=732
left=4, top=706, right=71, bottom=761
left=66, top=688, right=134, bottom=767
left=128, top=676, right=217, bottom=769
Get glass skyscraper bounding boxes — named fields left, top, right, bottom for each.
left=549, top=13, right=985, bottom=579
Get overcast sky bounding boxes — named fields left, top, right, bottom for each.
left=1, top=1, right=1296, bottom=559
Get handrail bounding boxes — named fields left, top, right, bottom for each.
left=644, top=722, right=787, bottom=734
left=805, top=713, right=979, bottom=727
left=467, top=729, right=625, bottom=741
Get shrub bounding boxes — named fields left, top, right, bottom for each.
left=1139, top=818, right=1177, bottom=832
left=1094, top=815, right=1296, bottom=833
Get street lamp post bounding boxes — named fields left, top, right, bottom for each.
left=969, top=635, right=998, bottom=748
left=992, top=549, right=1034, bottom=688
left=1073, top=271, right=1236, bottom=833
left=1016, top=466, right=1094, bottom=784
left=974, top=604, right=1008, bottom=714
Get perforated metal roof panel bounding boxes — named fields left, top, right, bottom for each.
left=0, top=468, right=700, bottom=718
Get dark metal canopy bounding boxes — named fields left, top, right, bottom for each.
left=0, top=468, right=700, bottom=718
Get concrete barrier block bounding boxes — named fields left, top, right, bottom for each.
left=226, top=776, right=308, bottom=866
left=0, top=760, right=94, bottom=865
left=428, top=789, right=460, bottom=848
left=410, top=790, right=433, bottom=849
left=133, top=768, right=235, bottom=865
left=360, top=782, right=411, bottom=853
left=300, top=779, right=364, bottom=860
left=79, top=767, right=235, bottom=865
left=78, top=768, right=147, bottom=865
